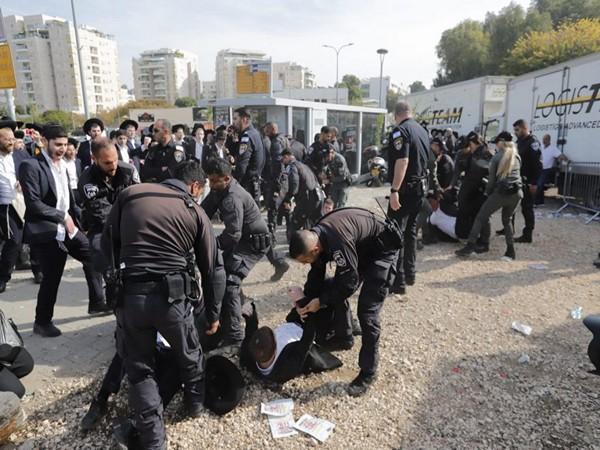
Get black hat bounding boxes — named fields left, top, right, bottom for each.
left=172, top=123, right=186, bottom=134
left=24, top=123, right=43, bottom=133
left=204, top=355, right=245, bottom=416
left=0, top=116, right=23, bottom=129
left=0, top=119, right=17, bottom=131
left=455, top=135, right=468, bottom=149
left=492, top=131, right=513, bottom=144
left=109, top=129, right=118, bottom=140
left=431, top=137, right=445, bottom=147
left=41, top=124, right=68, bottom=140
left=68, top=137, right=80, bottom=148
left=191, top=123, right=205, bottom=136
left=119, top=119, right=138, bottom=130
left=215, top=130, right=227, bottom=141
left=466, top=131, right=480, bottom=142
left=14, top=130, right=24, bottom=139
left=83, top=118, right=105, bottom=134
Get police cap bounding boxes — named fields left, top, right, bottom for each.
left=492, top=131, right=513, bottom=144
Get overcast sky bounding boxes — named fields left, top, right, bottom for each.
left=2, top=0, right=531, bottom=90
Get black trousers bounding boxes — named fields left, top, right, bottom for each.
left=32, top=231, right=104, bottom=325
left=0, top=205, right=22, bottom=283
left=242, top=176, right=261, bottom=206
left=221, top=243, right=266, bottom=344
left=0, top=344, right=34, bottom=398
left=116, top=288, right=204, bottom=450
left=288, top=192, right=322, bottom=240
left=388, top=188, right=423, bottom=290
left=520, top=184, right=535, bottom=235
left=455, top=182, right=490, bottom=244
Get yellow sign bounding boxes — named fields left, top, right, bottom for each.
left=236, top=62, right=270, bottom=95
left=0, top=43, right=16, bottom=89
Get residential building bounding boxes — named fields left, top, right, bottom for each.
left=132, top=48, right=199, bottom=104
left=215, top=49, right=269, bottom=98
left=201, top=80, right=217, bottom=100
left=3, top=14, right=120, bottom=114
left=272, top=62, right=315, bottom=91
left=360, top=76, right=391, bottom=107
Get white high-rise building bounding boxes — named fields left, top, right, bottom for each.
left=132, top=48, right=199, bottom=104
left=215, top=49, right=269, bottom=99
left=272, top=62, right=315, bottom=91
left=360, top=77, right=391, bottom=108
left=3, top=14, right=120, bottom=114
left=201, top=80, right=217, bottom=100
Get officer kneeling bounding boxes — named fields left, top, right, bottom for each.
left=102, top=160, right=224, bottom=450
left=289, top=207, right=399, bottom=396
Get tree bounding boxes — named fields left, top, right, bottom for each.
left=39, top=110, right=79, bottom=132
left=503, top=18, right=600, bottom=75
left=174, top=97, right=197, bottom=107
left=408, top=81, right=426, bottom=93
left=484, top=3, right=527, bottom=70
left=386, top=89, right=399, bottom=112
left=533, top=0, right=600, bottom=24
left=434, top=20, right=491, bottom=86
left=336, top=74, right=363, bottom=105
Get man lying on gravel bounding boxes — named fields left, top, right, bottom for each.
left=240, top=287, right=343, bottom=383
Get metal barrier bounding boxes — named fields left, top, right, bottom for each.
left=555, top=161, right=600, bottom=223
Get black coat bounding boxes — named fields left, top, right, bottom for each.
left=77, top=140, right=93, bottom=171
left=18, top=153, right=81, bottom=244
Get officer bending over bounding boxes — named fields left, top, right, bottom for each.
left=102, top=161, right=225, bottom=450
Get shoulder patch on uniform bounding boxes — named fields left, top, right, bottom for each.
left=393, top=136, right=404, bottom=151
left=222, top=193, right=235, bottom=210
left=333, top=250, right=347, bottom=268
left=392, top=130, right=402, bottom=139
left=239, top=143, right=248, bottom=155
left=83, top=183, right=99, bottom=200
left=240, top=136, right=250, bottom=143
left=173, top=150, right=185, bottom=163
left=531, top=142, right=540, bottom=151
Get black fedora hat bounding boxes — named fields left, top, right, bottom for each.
left=120, top=119, right=138, bottom=130
left=83, top=118, right=105, bottom=134
left=204, top=355, right=245, bottom=416
left=0, top=119, right=17, bottom=131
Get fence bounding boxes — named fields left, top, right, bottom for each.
left=555, top=161, right=600, bottom=224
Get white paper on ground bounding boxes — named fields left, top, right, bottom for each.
left=268, top=413, right=298, bottom=439
left=293, top=414, right=335, bottom=442
left=261, top=398, right=294, bottom=417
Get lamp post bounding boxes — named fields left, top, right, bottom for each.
left=323, top=43, right=354, bottom=104
left=377, top=48, right=388, bottom=109
left=71, top=0, right=90, bottom=118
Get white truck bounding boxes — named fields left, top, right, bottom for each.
left=503, top=52, right=600, bottom=164
left=399, top=76, right=511, bottom=137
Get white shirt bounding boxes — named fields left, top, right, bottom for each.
left=215, top=144, right=226, bottom=159
left=542, top=144, right=561, bottom=169
left=42, top=151, right=71, bottom=241
left=117, top=145, right=130, bottom=164
left=194, top=141, right=204, bottom=161
left=429, top=208, right=457, bottom=239
left=64, top=159, right=79, bottom=190
left=0, top=152, right=17, bottom=205
left=257, top=322, right=303, bottom=376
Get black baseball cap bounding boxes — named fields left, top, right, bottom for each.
left=492, top=131, right=513, bottom=143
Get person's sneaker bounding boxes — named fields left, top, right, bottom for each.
left=503, top=246, right=516, bottom=261
left=405, top=277, right=415, bottom=286
left=514, top=235, right=532, bottom=243
left=33, top=322, right=61, bottom=337
left=270, top=261, right=290, bottom=282
left=348, top=371, right=377, bottom=397
left=33, top=272, right=43, bottom=284
left=455, top=243, right=477, bottom=257
left=390, top=286, right=406, bottom=296
left=474, top=243, right=489, bottom=254
left=184, top=400, right=204, bottom=418
left=321, top=336, right=354, bottom=351
left=88, top=301, right=113, bottom=315
left=0, top=281, right=6, bottom=293
left=351, top=317, right=362, bottom=336
left=81, top=398, right=108, bottom=431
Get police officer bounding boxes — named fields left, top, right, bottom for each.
left=78, top=137, right=138, bottom=306
left=306, top=126, right=333, bottom=176
left=289, top=208, right=398, bottom=396
left=388, top=101, right=435, bottom=295
left=323, top=144, right=351, bottom=209
left=231, top=107, right=265, bottom=204
left=512, top=119, right=542, bottom=243
left=263, top=122, right=286, bottom=230
left=140, top=119, right=187, bottom=183
left=280, top=149, right=324, bottom=240
left=201, top=158, right=284, bottom=346
left=102, top=161, right=225, bottom=450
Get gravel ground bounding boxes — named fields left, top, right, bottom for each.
left=4, top=186, right=600, bottom=449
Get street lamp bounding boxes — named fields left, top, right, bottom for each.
left=377, top=48, right=388, bottom=109
left=323, top=43, right=354, bottom=104
left=71, top=0, right=90, bottom=118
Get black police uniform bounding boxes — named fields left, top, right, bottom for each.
left=516, top=133, right=542, bottom=240
left=102, top=180, right=225, bottom=450
left=78, top=161, right=139, bottom=304
left=454, top=145, right=493, bottom=244
left=233, top=125, right=266, bottom=204
left=140, top=140, right=186, bottom=183
left=303, top=208, right=396, bottom=376
left=201, top=178, right=282, bottom=345
left=387, top=117, right=433, bottom=291
left=283, top=159, right=324, bottom=239
left=306, top=140, right=328, bottom=176
left=325, top=152, right=351, bottom=208
left=264, top=134, right=286, bottom=230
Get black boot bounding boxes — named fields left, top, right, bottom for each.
left=81, top=397, right=108, bottom=431
left=455, top=243, right=477, bottom=257
left=348, top=371, right=377, bottom=397
left=515, top=230, right=532, bottom=243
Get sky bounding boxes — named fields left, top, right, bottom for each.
left=2, top=0, right=532, bottom=90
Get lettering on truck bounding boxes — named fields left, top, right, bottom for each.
left=415, top=106, right=464, bottom=127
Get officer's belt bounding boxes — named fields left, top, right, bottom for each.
left=123, top=279, right=165, bottom=295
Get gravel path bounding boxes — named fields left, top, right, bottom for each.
left=4, top=186, right=600, bottom=449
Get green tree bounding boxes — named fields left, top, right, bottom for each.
left=533, top=0, right=600, bottom=24
left=484, top=3, right=527, bottom=69
left=503, top=18, right=600, bottom=75
left=336, top=74, right=363, bottom=105
left=386, top=89, right=399, bottom=112
left=434, top=20, right=491, bottom=86
left=174, top=97, right=197, bottom=107
left=39, top=110, right=77, bottom=132
left=408, top=81, right=426, bottom=93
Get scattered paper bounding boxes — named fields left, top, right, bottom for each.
left=261, top=399, right=294, bottom=417
left=528, top=263, right=548, bottom=271
left=511, top=321, right=532, bottom=336
left=518, top=354, right=530, bottom=364
left=294, top=414, right=335, bottom=443
left=268, top=414, right=298, bottom=439
left=570, top=306, right=583, bottom=320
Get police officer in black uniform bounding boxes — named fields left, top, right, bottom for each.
left=140, top=119, right=187, bottom=183
left=231, top=107, right=265, bottom=204
left=280, top=149, right=324, bottom=241
left=78, top=137, right=138, bottom=307
left=102, top=161, right=225, bottom=450
left=201, top=158, right=284, bottom=346
left=306, top=126, right=333, bottom=177
left=387, top=101, right=435, bottom=295
left=513, top=119, right=542, bottom=243
left=263, top=122, right=287, bottom=231
left=289, top=208, right=398, bottom=396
